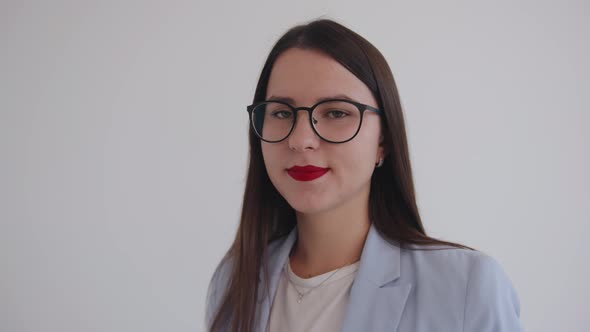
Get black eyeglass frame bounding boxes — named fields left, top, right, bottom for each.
left=246, top=98, right=384, bottom=144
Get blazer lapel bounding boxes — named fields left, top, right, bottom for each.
left=340, top=225, right=412, bottom=332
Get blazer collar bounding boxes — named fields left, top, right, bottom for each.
left=255, top=223, right=412, bottom=332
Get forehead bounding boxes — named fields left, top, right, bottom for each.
left=266, top=48, right=376, bottom=106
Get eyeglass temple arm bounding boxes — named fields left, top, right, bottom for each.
left=365, top=105, right=383, bottom=115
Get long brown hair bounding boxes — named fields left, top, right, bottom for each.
left=208, top=18, right=472, bottom=332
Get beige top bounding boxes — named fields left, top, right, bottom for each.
left=266, top=260, right=360, bottom=332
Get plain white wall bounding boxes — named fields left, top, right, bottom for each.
left=1, top=0, right=588, bottom=331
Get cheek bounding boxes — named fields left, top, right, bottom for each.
left=335, top=137, right=380, bottom=175
left=329, top=146, right=369, bottom=179
left=261, top=144, right=272, bottom=169
left=261, top=144, right=284, bottom=175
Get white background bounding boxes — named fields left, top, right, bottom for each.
left=1, top=1, right=588, bottom=331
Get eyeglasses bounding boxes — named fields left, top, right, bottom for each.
left=246, top=98, right=383, bottom=143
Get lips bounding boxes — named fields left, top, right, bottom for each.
left=287, top=165, right=330, bottom=182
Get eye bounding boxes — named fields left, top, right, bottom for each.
left=326, top=110, right=348, bottom=119
left=271, top=110, right=293, bottom=119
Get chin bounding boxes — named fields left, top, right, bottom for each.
left=284, top=194, right=334, bottom=216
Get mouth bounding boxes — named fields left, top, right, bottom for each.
left=286, top=165, right=330, bottom=182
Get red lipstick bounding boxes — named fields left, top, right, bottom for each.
left=287, top=165, right=330, bottom=182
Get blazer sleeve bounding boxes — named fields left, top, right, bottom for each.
left=462, top=253, right=524, bottom=332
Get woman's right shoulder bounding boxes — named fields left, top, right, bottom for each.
left=207, top=235, right=288, bottom=288
left=205, top=254, right=234, bottom=329
left=205, top=233, right=292, bottom=328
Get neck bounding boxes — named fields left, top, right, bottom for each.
left=289, top=199, right=371, bottom=278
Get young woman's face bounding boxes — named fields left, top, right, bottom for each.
left=262, top=48, right=384, bottom=216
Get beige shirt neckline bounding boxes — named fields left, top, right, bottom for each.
left=284, top=260, right=361, bottom=289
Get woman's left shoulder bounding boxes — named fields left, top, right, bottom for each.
left=402, top=244, right=500, bottom=269
left=399, top=244, right=523, bottom=331
left=400, top=244, right=516, bottom=290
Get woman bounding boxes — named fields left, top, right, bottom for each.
left=205, top=19, right=523, bottom=332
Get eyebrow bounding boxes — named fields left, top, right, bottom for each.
left=266, top=94, right=358, bottom=104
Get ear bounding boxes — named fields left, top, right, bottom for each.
left=377, top=134, right=387, bottom=159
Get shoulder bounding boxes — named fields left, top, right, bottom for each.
left=204, top=235, right=288, bottom=329
left=458, top=250, right=523, bottom=331
left=399, top=245, right=523, bottom=331
left=400, top=244, right=497, bottom=279
left=205, top=254, right=234, bottom=330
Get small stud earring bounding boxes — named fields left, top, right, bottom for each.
left=375, top=158, right=384, bottom=168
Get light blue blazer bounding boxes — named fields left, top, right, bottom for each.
left=206, top=224, right=523, bottom=331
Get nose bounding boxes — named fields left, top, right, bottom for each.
left=288, top=109, right=320, bottom=151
